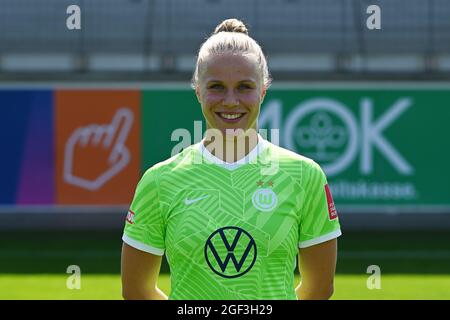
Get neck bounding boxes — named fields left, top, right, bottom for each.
left=203, top=128, right=259, bottom=163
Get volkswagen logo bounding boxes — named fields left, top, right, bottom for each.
left=204, top=226, right=257, bottom=278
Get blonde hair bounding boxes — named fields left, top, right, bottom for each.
left=192, top=18, right=272, bottom=89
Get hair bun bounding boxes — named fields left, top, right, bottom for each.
left=213, top=18, right=248, bottom=35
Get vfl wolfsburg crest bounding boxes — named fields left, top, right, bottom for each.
left=252, top=180, right=277, bottom=212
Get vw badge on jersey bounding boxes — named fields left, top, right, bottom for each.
left=204, top=227, right=257, bottom=278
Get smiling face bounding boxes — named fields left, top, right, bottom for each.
left=196, top=53, right=266, bottom=138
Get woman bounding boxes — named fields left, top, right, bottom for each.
left=121, top=18, right=341, bottom=300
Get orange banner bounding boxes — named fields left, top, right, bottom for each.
left=55, top=90, right=141, bottom=205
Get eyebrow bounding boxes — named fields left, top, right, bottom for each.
left=206, top=78, right=257, bottom=84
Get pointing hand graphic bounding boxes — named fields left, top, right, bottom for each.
left=63, top=108, right=134, bottom=191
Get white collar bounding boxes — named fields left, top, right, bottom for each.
left=197, top=134, right=269, bottom=171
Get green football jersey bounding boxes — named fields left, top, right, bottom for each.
left=122, top=135, right=341, bottom=300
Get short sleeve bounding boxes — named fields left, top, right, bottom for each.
left=298, top=161, right=342, bottom=248
left=122, top=168, right=166, bottom=255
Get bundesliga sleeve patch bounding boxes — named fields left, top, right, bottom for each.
left=126, top=210, right=135, bottom=224
left=324, top=184, right=338, bottom=220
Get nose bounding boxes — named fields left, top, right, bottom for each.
left=223, top=89, right=238, bottom=107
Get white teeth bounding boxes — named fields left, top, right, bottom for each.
left=220, top=113, right=243, bottom=120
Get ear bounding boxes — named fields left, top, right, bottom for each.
left=260, top=85, right=267, bottom=104
left=195, top=86, right=202, bottom=104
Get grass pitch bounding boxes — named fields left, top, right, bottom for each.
left=1, top=230, right=449, bottom=300
left=1, top=274, right=450, bottom=300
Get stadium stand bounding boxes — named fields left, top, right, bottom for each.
left=0, top=0, right=450, bottom=76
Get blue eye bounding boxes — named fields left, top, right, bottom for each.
left=238, top=83, right=253, bottom=90
left=208, top=84, right=223, bottom=90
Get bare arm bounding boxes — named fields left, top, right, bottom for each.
left=296, top=238, right=337, bottom=300
left=121, top=242, right=168, bottom=300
